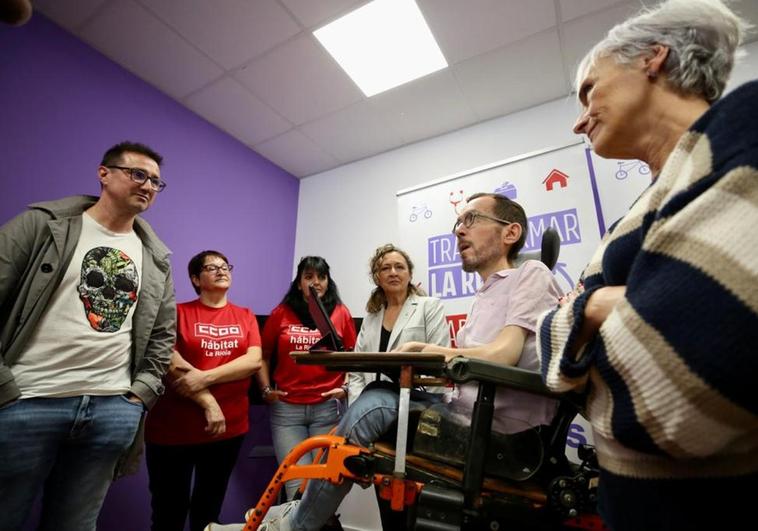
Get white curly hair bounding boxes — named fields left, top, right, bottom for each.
left=577, top=0, right=752, bottom=103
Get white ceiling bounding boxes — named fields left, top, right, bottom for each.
left=34, top=0, right=758, bottom=178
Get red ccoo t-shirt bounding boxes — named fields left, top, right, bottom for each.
left=261, top=303, right=356, bottom=404
left=145, top=299, right=261, bottom=445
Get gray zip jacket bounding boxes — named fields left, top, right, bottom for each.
left=0, top=195, right=176, bottom=410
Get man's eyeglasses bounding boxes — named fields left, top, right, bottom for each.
left=452, top=211, right=512, bottom=234
left=201, top=264, right=233, bottom=273
left=107, top=166, right=167, bottom=192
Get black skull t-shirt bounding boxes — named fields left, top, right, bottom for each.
left=78, top=246, right=140, bottom=332
left=12, top=212, right=143, bottom=398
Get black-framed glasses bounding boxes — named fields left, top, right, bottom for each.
left=107, top=166, right=167, bottom=192
left=452, top=211, right=512, bottom=234
left=201, top=264, right=233, bottom=273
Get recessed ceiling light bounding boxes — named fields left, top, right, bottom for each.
left=314, top=0, right=448, bottom=97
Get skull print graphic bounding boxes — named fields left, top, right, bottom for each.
left=78, top=247, right=139, bottom=332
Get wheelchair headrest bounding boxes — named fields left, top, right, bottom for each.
left=512, top=227, right=561, bottom=270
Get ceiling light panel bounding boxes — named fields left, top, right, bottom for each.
left=314, top=0, right=448, bottom=97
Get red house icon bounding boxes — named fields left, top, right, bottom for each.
left=543, top=169, right=569, bottom=191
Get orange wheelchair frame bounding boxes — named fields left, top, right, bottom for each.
left=238, top=352, right=607, bottom=531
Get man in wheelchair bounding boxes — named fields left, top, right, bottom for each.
left=208, top=193, right=571, bottom=530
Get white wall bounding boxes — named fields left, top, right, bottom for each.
left=295, top=40, right=758, bottom=316
left=729, top=40, right=758, bottom=90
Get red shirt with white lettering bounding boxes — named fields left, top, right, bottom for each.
left=262, top=303, right=356, bottom=404
left=145, top=299, right=261, bottom=445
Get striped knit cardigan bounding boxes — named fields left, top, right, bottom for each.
left=537, top=80, right=758, bottom=483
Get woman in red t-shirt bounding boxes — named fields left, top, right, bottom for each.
left=257, top=256, right=356, bottom=500
left=145, top=251, right=262, bottom=531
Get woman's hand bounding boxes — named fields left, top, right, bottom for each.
left=203, top=401, right=226, bottom=437
left=585, top=286, right=626, bottom=329
left=173, top=368, right=211, bottom=395
left=263, top=388, right=288, bottom=404
left=558, top=281, right=585, bottom=306
left=393, top=341, right=428, bottom=352
left=321, top=387, right=346, bottom=400
left=394, top=341, right=459, bottom=361
left=566, top=285, right=627, bottom=361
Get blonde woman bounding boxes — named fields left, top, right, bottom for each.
left=347, top=244, right=449, bottom=404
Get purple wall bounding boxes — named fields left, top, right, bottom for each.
left=0, top=14, right=299, bottom=313
left=1, top=14, right=297, bottom=531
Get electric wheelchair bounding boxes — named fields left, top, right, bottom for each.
left=228, top=228, right=606, bottom=530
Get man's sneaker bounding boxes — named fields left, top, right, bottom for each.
left=203, top=500, right=300, bottom=531
left=257, top=499, right=299, bottom=531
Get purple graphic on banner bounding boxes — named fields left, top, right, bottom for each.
left=429, top=265, right=482, bottom=299
left=584, top=147, right=606, bottom=237
left=523, top=208, right=581, bottom=251
left=428, top=234, right=460, bottom=267
left=494, top=181, right=518, bottom=199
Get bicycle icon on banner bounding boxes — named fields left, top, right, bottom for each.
left=615, top=160, right=650, bottom=180
left=409, top=203, right=433, bottom=222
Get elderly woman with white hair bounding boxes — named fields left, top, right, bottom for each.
left=537, top=0, right=757, bottom=529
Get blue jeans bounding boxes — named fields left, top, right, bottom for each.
left=289, top=385, right=441, bottom=531
left=270, top=399, right=344, bottom=500
left=0, top=395, right=144, bottom=531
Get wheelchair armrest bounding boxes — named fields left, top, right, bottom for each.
left=445, top=357, right=560, bottom=398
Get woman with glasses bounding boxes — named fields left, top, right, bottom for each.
left=257, top=256, right=357, bottom=500
left=347, top=243, right=449, bottom=405
left=145, top=250, right=262, bottom=531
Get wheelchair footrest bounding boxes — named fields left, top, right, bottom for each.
left=414, top=484, right=464, bottom=531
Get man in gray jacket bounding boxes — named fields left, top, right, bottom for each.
left=0, top=141, right=176, bottom=531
